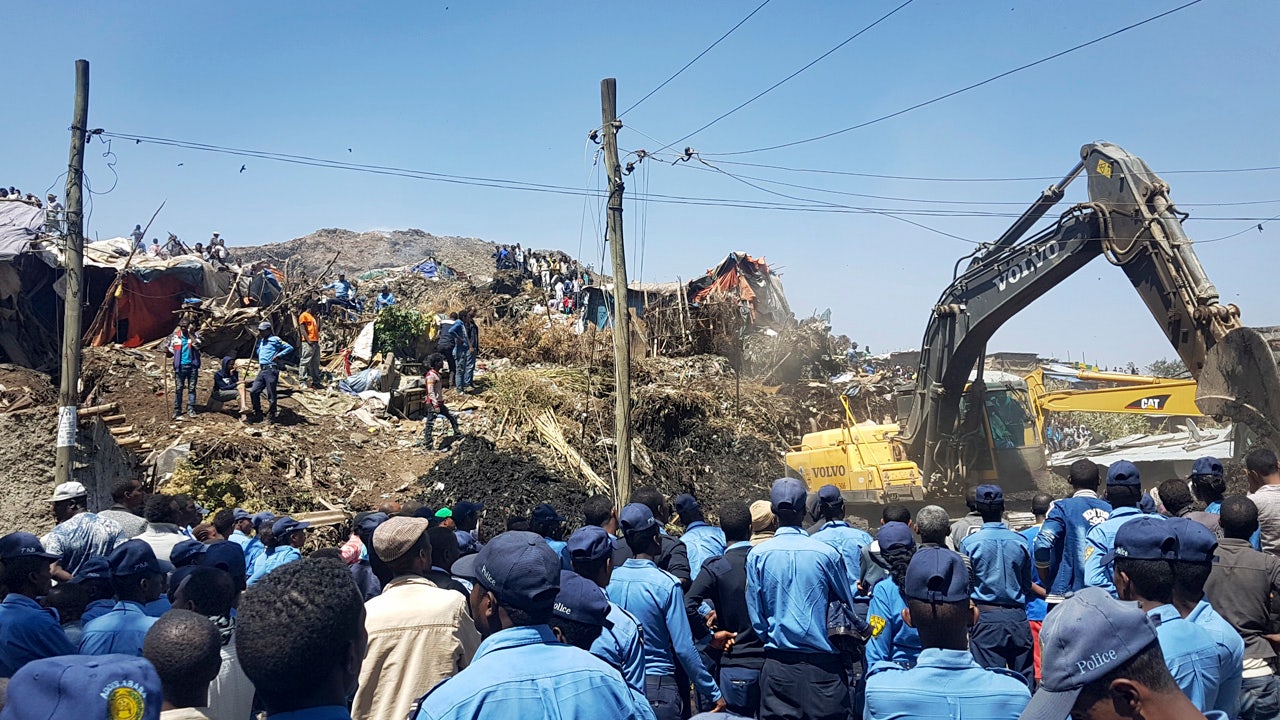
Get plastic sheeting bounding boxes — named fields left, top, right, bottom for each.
left=0, top=202, right=43, bottom=261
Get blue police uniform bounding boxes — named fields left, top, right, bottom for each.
left=248, top=545, right=301, bottom=586
left=412, top=625, right=655, bottom=720
left=545, top=538, right=573, bottom=570
left=592, top=601, right=647, bottom=693
left=810, top=520, right=873, bottom=599
left=680, top=521, right=727, bottom=580
left=229, top=528, right=252, bottom=551
left=866, top=577, right=921, bottom=668
left=1189, top=599, right=1244, bottom=718
left=143, top=596, right=171, bottom=618
left=1017, top=526, right=1047, bottom=623
left=746, top=526, right=854, bottom=654
left=608, top=557, right=722, bottom=714
left=80, top=598, right=115, bottom=625
left=1032, top=490, right=1110, bottom=601
left=78, top=600, right=158, bottom=657
left=1083, top=506, right=1151, bottom=596
left=0, top=594, right=77, bottom=678
left=243, top=535, right=265, bottom=578
left=1148, top=603, right=1223, bottom=711
left=961, top=521, right=1034, bottom=683
left=864, top=648, right=1031, bottom=720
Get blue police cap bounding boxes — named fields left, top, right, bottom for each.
left=817, top=484, right=844, bottom=507
left=1104, top=516, right=1177, bottom=565
left=770, top=477, right=808, bottom=512
left=71, top=555, right=112, bottom=584
left=1191, top=456, right=1224, bottom=478
left=453, top=501, right=485, bottom=520
left=271, top=517, right=311, bottom=541
left=531, top=503, right=566, bottom=524
left=1168, top=517, right=1218, bottom=564
left=904, top=547, right=970, bottom=603
left=455, top=529, right=481, bottom=556
left=3, top=653, right=162, bottom=720
left=0, top=532, right=59, bottom=562
left=619, top=503, right=658, bottom=535
left=452, top=553, right=479, bottom=581
left=356, top=512, right=389, bottom=537
left=673, top=494, right=700, bottom=520
left=107, top=540, right=162, bottom=578
left=201, top=541, right=247, bottom=579
left=975, top=484, right=1004, bottom=509
left=170, top=539, right=207, bottom=568
left=474, top=531, right=561, bottom=612
left=232, top=508, right=252, bottom=522
left=1024, top=587, right=1158, bottom=720
left=252, top=511, right=276, bottom=530
left=567, top=525, right=614, bottom=564
left=168, top=565, right=200, bottom=599
left=877, top=521, right=915, bottom=551
left=553, top=570, right=614, bottom=628
left=1107, top=460, right=1141, bottom=487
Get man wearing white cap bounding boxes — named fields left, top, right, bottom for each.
left=40, top=481, right=123, bottom=582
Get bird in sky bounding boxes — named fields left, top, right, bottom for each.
left=239, top=164, right=246, bottom=173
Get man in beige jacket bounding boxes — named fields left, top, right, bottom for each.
left=352, top=516, right=481, bottom=720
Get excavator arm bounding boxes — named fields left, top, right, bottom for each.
left=899, top=142, right=1280, bottom=492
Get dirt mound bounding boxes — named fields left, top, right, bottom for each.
left=235, top=228, right=500, bottom=282
left=0, top=407, right=58, bottom=535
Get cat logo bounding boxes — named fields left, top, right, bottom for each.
left=868, top=615, right=887, bottom=637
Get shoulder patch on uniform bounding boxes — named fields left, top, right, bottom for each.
left=1084, top=545, right=1095, bottom=560
left=868, top=615, right=887, bottom=637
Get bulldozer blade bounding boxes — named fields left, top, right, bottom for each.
left=1197, top=326, right=1280, bottom=446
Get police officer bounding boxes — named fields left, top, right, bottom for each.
left=609, top=504, right=724, bottom=718
left=673, top=493, right=726, bottom=581
left=960, top=484, right=1035, bottom=685
left=0, top=532, right=77, bottom=677
left=1084, top=460, right=1147, bottom=596
left=1034, top=458, right=1111, bottom=607
left=79, top=540, right=165, bottom=657
left=567, top=525, right=646, bottom=693
left=1108, top=516, right=1222, bottom=710
left=1021, top=586, right=1229, bottom=720
left=248, top=321, right=293, bottom=424
left=746, top=477, right=855, bottom=720
left=1169, top=517, right=1244, bottom=718
left=413, top=531, right=654, bottom=719
left=864, top=546, right=1030, bottom=720
left=865, top=522, right=921, bottom=668
left=3, top=653, right=164, bottom=719
left=1190, top=456, right=1227, bottom=514
left=809, top=484, right=874, bottom=599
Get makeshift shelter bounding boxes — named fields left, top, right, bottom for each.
left=579, top=281, right=683, bottom=330
left=0, top=202, right=43, bottom=260
left=687, top=253, right=791, bottom=329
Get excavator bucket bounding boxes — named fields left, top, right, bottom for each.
left=1197, top=326, right=1280, bottom=447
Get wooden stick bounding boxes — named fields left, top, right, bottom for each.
left=77, top=402, right=119, bottom=419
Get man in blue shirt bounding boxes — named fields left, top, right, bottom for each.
left=323, top=273, right=356, bottom=318
left=531, top=503, right=572, bottom=570
left=1169, top=517, right=1244, bottom=719
left=747, top=477, right=855, bottom=720
left=453, top=501, right=485, bottom=556
left=243, top=511, right=274, bottom=579
left=609, top=503, right=724, bottom=718
left=249, top=321, right=293, bottom=424
left=567, top=525, right=646, bottom=693
left=0, top=532, right=77, bottom=677
left=1110, top=517, right=1222, bottom=710
left=228, top=508, right=253, bottom=551
left=80, top=540, right=166, bottom=657
left=685, top=502, right=764, bottom=718
left=166, top=320, right=202, bottom=420
left=1034, top=459, right=1111, bottom=607
left=673, top=494, right=725, bottom=580
left=864, top=546, right=1030, bottom=720
left=612, top=488, right=692, bottom=591
left=1020, top=492, right=1051, bottom=684
left=237, top=557, right=367, bottom=720
left=960, top=484, right=1035, bottom=686
left=414, top=531, right=654, bottom=720
left=1190, top=456, right=1227, bottom=515
left=809, top=484, right=874, bottom=600
left=1085, top=460, right=1150, bottom=596
left=1021, top=586, right=1229, bottom=720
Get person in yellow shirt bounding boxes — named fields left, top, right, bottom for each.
left=296, top=305, right=322, bottom=388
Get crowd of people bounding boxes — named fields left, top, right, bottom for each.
left=2, top=449, right=1279, bottom=719
left=491, top=244, right=592, bottom=315
left=1, top=186, right=63, bottom=234
left=1044, top=422, right=1096, bottom=452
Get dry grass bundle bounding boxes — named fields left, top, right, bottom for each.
left=486, top=365, right=591, bottom=430
left=483, top=316, right=610, bottom=366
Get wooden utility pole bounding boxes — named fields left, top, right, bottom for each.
left=55, top=59, right=89, bottom=485
left=601, top=78, right=633, bottom=504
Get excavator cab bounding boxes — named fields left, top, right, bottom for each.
left=940, top=372, right=1046, bottom=497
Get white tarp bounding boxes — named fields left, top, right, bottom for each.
left=0, top=202, right=44, bottom=261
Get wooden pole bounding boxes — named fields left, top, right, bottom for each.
left=601, top=78, right=632, bottom=505
left=55, top=59, right=89, bottom=485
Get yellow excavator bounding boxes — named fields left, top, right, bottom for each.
left=786, top=142, right=1280, bottom=504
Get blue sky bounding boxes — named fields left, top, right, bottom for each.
left=5, top=1, right=1278, bottom=367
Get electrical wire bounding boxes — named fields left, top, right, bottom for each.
left=656, top=0, right=916, bottom=154
left=1196, top=214, right=1280, bottom=244
left=705, top=0, right=1208, bottom=156
left=619, top=0, right=773, bottom=118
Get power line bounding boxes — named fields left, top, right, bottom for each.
left=706, top=0, right=1208, bottom=156
left=697, top=158, right=1280, bottom=183
left=619, top=0, right=773, bottom=118
left=655, top=0, right=916, bottom=153
left=1196, top=216, right=1276, bottom=244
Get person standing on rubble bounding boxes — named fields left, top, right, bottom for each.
left=249, top=321, right=293, bottom=424
left=463, top=309, right=479, bottom=392
left=422, top=353, right=460, bottom=451
left=296, top=303, right=322, bottom=389
left=447, top=312, right=470, bottom=392
left=166, top=319, right=202, bottom=419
